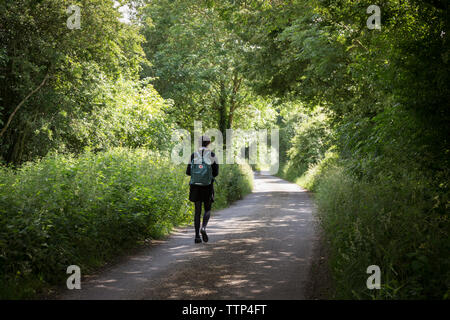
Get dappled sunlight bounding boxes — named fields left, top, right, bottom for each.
left=62, top=174, right=318, bottom=300
left=96, top=279, right=118, bottom=284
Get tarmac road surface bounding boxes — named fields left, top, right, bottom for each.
left=61, top=173, right=319, bottom=300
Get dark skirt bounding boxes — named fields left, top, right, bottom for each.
left=189, top=183, right=214, bottom=202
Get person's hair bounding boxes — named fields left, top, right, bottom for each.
left=199, top=135, right=211, bottom=147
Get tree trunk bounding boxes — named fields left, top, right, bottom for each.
left=228, top=73, right=242, bottom=130
left=218, top=80, right=228, bottom=137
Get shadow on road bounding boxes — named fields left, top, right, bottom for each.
left=61, top=175, right=319, bottom=300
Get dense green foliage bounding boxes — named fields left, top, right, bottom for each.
left=0, top=0, right=257, bottom=299
left=315, top=163, right=449, bottom=299
left=1, top=0, right=448, bottom=300
left=0, top=148, right=253, bottom=298
left=214, top=161, right=254, bottom=209
left=256, top=0, right=450, bottom=299
left=0, top=0, right=172, bottom=163
left=136, top=0, right=278, bottom=135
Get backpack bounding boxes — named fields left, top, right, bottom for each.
left=190, top=149, right=213, bottom=186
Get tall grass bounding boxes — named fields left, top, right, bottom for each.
left=279, top=151, right=449, bottom=299
left=283, top=156, right=449, bottom=299
left=279, top=151, right=337, bottom=192
left=0, top=148, right=253, bottom=299
left=314, top=165, right=449, bottom=299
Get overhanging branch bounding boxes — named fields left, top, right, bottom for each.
left=0, top=73, right=50, bottom=138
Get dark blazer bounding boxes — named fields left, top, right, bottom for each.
left=186, top=148, right=219, bottom=202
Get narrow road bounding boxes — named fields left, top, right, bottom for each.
left=61, top=173, right=319, bottom=300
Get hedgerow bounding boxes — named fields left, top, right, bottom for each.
left=0, top=148, right=253, bottom=299
left=313, top=163, right=449, bottom=299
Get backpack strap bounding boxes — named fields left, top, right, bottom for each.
left=192, top=151, right=200, bottom=164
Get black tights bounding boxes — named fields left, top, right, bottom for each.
left=194, top=201, right=211, bottom=237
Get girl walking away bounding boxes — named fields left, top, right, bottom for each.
left=186, top=135, right=219, bottom=243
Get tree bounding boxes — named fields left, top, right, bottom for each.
left=0, top=0, right=154, bottom=163
left=138, top=0, right=254, bottom=136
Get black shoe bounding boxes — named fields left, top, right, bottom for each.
left=195, top=236, right=202, bottom=244
left=200, top=227, right=208, bottom=243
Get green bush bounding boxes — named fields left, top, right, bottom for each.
left=278, top=140, right=449, bottom=299
left=277, top=110, right=333, bottom=189
left=313, top=164, right=450, bottom=299
left=0, top=148, right=253, bottom=299
left=214, top=163, right=254, bottom=210
left=281, top=151, right=337, bottom=192
left=286, top=111, right=331, bottom=173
